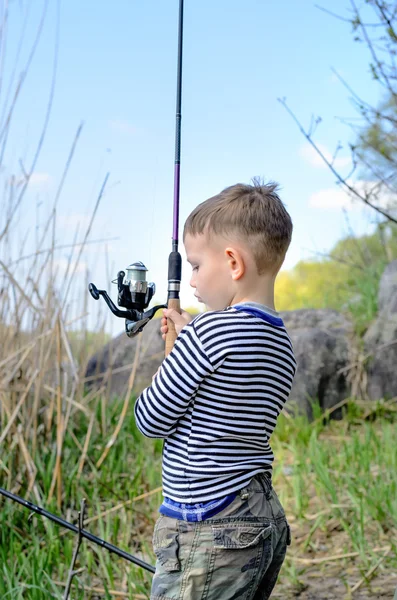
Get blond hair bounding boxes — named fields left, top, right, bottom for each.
left=183, top=180, right=293, bottom=274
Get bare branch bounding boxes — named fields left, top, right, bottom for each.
left=62, top=172, right=110, bottom=308
left=331, top=67, right=397, bottom=126
left=315, top=4, right=383, bottom=27
left=0, top=0, right=59, bottom=243
left=351, top=0, right=397, bottom=99
left=63, top=498, right=86, bottom=600
left=373, top=0, right=397, bottom=42
left=279, top=98, right=397, bottom=224
left=8, top=236, right=120, bottom=267
left=301, top=247, right=366, bottom=270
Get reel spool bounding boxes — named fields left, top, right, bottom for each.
left=89, top=261, right=166, bottom=337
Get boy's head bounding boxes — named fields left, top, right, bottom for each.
left=183, top=180, right=292, bottom=310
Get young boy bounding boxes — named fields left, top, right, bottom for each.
left=134, top=181, right=296, bottom=600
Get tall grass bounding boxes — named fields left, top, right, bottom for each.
left=1, top=177, right=396, bottom=597
left=1, top=388, right=396, bottom=598
left=0, top=10, right=395, bottom=596
left=1, top=173, right=396, bottom=598
left=0, top=396, right=162, bottom=599
left=273, top=402, right=397, bottom=598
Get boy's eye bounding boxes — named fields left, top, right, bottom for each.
left=192, top=266, right=199, bottom=272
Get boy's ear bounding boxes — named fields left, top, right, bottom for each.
left=225, top=247, right=245, bottom=280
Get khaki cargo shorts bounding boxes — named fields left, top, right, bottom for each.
left=150, top=473, right=291, bottom=600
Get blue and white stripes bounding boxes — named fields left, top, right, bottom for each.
left=134, top=305, right=296, bottom=503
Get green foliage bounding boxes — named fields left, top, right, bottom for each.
left=276, top=223, right=397, bottom=334
left=0, top=395, right=162, bottom=598
left=272, top=400, right=397, bottom=595
left=276, top=260, right=350, bottom=311
left=1, top=396, right=396, bottom=596
left=347, top=2, right=397, bottom=203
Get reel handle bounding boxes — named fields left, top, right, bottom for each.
left=88, top=283, right=100, bottom=300
left=165, top=297, right=180, bottom=356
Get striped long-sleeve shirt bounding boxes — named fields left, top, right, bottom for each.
left=134, top=303, right=296, bottom=503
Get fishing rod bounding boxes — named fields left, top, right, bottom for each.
left=0, top=0, right=185, bottom=575
left=0, top=486, right=155, bottom=573
left=166, top=0, right=184, bottom=355
left=88, top=0, right=184, bottom=346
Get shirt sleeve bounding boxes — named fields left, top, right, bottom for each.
left=134, top=320, right=214, bottom=438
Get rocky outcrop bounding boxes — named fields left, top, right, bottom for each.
left=86, top=308, right=354, bottom=417
left=364, top=259, right=397, bottom=400
left=281, top=309, right=353, bottom=417
left=85, top=318, right=165, bottom=400
left=86, top=260, right=397, bottom=416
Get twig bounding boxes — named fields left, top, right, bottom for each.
left=48, top=317, right=63, bottom=510
left=0, top=260, right=43, bottom=313
left=303, top=504, right=353, bottom=520
left=8, top=236, right=120, bottom=267
left=315, top=3, right=384, bottom=27
left=63, top=498, right=86, bottom=600
left=96, top=334, right=142, bottom=469
left=279, top=98, right=397, bottom=224
left=0, top=369, right=39, bottom=445
left=338, top=339, right=397, bottom=374
left=349, top=545, right=392, bottom=593
left=374, top=0, right=397, bottom=40
left=0, top=313, right=88, bottom=370
left=42, top=384, right=91, bottom=416
left=0, top=0, right=58, bottom=243
left=62, top=171, right=110, bottom=309
left=351, top=0, right=397, bottom=100
left=312, top=397, right=351, bottom=425
left=57, top=485, right=162, bottom=542
left=84, top=486, right=163, bottom=525
left=300, top=246, right=365, bottom=271
left=55, top=581, right=147, bottom=598
left=77, top=406, right=96, bottom=478
left=292, top=545, right=391, bottom=565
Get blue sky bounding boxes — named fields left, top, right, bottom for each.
left=2, top=0, right=384, bottom=333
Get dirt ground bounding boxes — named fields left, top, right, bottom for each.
left=274, top=572, right=397, bottom=599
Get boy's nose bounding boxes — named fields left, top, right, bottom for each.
left=190, top=275, right=196, bottom=288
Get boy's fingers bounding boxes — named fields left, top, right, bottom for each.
left=163, top=308, right=184, bottom=326
left=162, top=308, right=193, bottom=337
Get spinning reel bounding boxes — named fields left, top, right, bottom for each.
left=89, top=262, right=166, bottom=337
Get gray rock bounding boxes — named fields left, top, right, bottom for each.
left=85, top=318, right=165, bottom=399
left=281, top=309, right=352, bottom=417
left=377, top=259, right=397, bottom=315
left=364, top=260, right=397, bottom=400
left=86, top=307, right=353, bottom=418
left=281, top=308, right=351, bottom=331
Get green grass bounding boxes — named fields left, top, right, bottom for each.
left=1, top=398, right=396, bottom=598
left=0, top=397, right=162, bottom=599
left=273, top=400, right=397, bottom=596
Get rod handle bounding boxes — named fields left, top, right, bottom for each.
left=165, top=297, right=181, bottom=356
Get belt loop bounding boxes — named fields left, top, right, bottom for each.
left=239, top=487, right=249, bottom=500
left=240, top=479, right=253, bottom=500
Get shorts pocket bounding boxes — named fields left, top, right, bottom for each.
left=152, top=517, right=181, bottom=572
left=212, top=522, right=273, bottom=549
left=206, top=523, right=274, bottom=597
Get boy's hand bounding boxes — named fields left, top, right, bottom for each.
left=160, top=308, right=193, bottom=341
